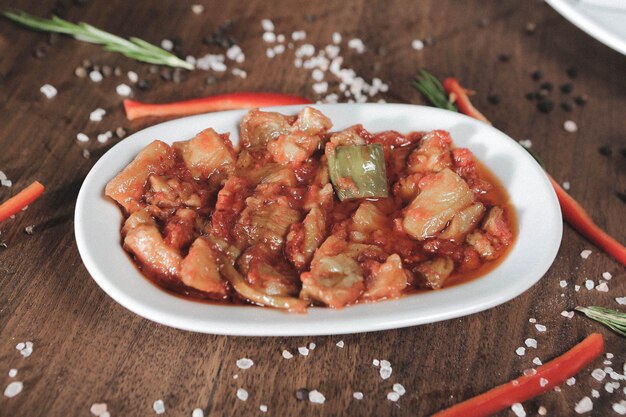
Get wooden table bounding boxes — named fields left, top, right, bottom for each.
left=1, top=0, right=624, bottom=415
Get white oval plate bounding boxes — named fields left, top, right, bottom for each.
left=75, top=104, right=562, bottom=336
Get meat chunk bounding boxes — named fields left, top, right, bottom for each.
left=466, top=206, right=513, bottom=260
left=407, top=130, right=452, bottom=174
left=402, top=168, right=475, bottom=240
left=180, top=238, right=227, bottom=297
left=238, top=244, right=300, bottom=296
left=361, top=254, right=409, bottom=301
left=124, top=224, right=183, bottom=280
left=351, top=201, right=388, bottom=236
left=415, top=256, right=454, bottom=289
left=329, top=125, right=369, bottom=146
left=293, top=107, right=332, bottom=136
left=211, top=176, right=251, bottom=240
left=286, top=206, right=327, bottom=269
left=439, top=202, right=485, bottom=241
left=267, top=132, right=320, bottom=165
left=239, top=109, right=293, bottom=148
left=105, top=140, right=176, bottom=212
left=145, top=175, right=203, bottom=208
left=163, top=209, right=197, bottom=251
left=300, top=236, right=365, bottom=308
left=173, top=128, right=235, bottom=179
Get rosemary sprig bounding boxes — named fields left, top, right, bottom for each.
left=576, top=306, right=626, bottom=337
left=2, top=9, right=194, bottom=70
left=412, top=69, right=457, bottom=112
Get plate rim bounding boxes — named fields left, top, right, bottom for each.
left=74, top=103, right=563, bottom=336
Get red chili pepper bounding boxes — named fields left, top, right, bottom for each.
left=549, top=176, right=626, bottom=266
left=442, top=78, right=491, bottom=124
left=0, top=181, right=45, bottom=223
left=431, top=333, right=605, bottom=417
left=123, top=92, right=312, bottom=121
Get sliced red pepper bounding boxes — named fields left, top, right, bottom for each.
left=0, top=181, right=45, bottom=222
left=550, top=176, right=626, bottom=266
left=124, top=92, right=312, bottom=121
left=442, top=77, right=491, bottom=124
left=431, top=333, right=604, bottom=417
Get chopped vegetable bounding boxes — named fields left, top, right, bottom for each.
left=2, top=9, right=192, bottom=69
left=327, top=143, right=388, bottom=201
left=550, top=177, right=626, bottom=266
left=576, top=306, right=626, bottom=337
left=0, top=181, right=45, bottom=223
left=431, top=333, right=605, bottom=417
left=123, top=92, right=312, bottom=121
left=414, top=70, right=626, bottom=267
left=442, top=77, right=491, bottom=124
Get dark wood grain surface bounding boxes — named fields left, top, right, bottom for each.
left=0, top=0, right=624, bottom=416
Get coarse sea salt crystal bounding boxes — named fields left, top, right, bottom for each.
left=614, top=402, right=626, bottom=415
left=161, top=39, right=173, bottom=51
left=191, top=4, right=204, bottom=14
left=519, top=139, right=532, bottom=148
left=90, top=108, right=106, bottom=122
left=192, top=408, right=204, bottom=417
left=312, top=69, right=324, bottom=82
left=596, top=282, right=609, bottom=292
left=559, top=280, right=567, bottom=288
left=574, top=396, right=593, bottom=414
left=4, top=381, right=23, bottom=398
left=563, top=181, right=570, bottom=190
left=575, top=285, right=581, bottom=292
left=40, top=84, right=57, bottom=99
left=585, top=280, right=595, bottom=290
left=538, top=405, right=547, bottom=415
left=226, top=45, right=243, bottom=60
left=602, top=272, right=612, bottom=280
left=592, top=369, right=606, bottom=381
left=516, top=347, right=526, bottom=356
left=353, top=391, right=363, bottom=400
left=566, top=377, right=576, bottom=386
left=261, top=19, right=274, bottom=32
left=90, top=403, right=107, bottom=416
left=387, top=391, right=400, bottom=402
left=564, top=120, right=578, bottom=133
left=332, top=32, right=342, bottom=44
left=561, top=310, right=574, bottom=319
left=511, top=403, right=526, bottom=417
left=308, top=390, right=325, bottom=404
left=291, top=30, right=306, bottom=41
left=336, top=340, right=344, bottom=348
left=529, top=318, right=537, bottom=323
left=259, top=404, right=268, bottom=412
left=89, top=70, right=103, bottom=82
left=263, top=32, right=276, bottom=43
left=393, top=383, right=406, bottom=396
left=236, top=388, right=248, bottom=401
left=236, top=358, right=254, bottom=369
left=312, top=82, right=328, bottom=94
left=533, top=357, right=543, bottom=366
left=8, top=369, right=17, bottom=378
left=580, top=249, right=592, bottom=259
left=282, top=350, right=293, bottom=359
left=372, top=359, right=380, bottom=366
left=116, top=83, right=131, bottom=97
left=525, top=338, right=537, bottom=349
left=0, top=171, right=6, bottom=181
left=232, top=68, right=247, bottom=79
left=298, top=347, right=309, bottom=356
left=616, top=297, right=626, bottom=305
left=535, top=324, right=547, bottom=332
left=347, top=38, right=365, bottom=53
left=76, top=133, right=89, bottom=143
left=153, top=399, right=165, bottom=414
left=308, top=342, right=316, bottom=350
left=411, top=39, right=425, bottom=51
left=380, top=366, right=392, bottom=380
left=539, top=377, right=548, bottom=387
left=591, top=389, right=600, bottom=398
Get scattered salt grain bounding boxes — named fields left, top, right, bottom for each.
left=511, top=403, right=526, bottom=417
left=561, top=310, right=574, bottom=319
left=97, top=131, right=113, bottom=144
left=89, top=70, right=103, bottom=83
left=191, top=4, right=204, bottom=14
left=266, top=48, right=276, bottom=58
left=273, top=44, right=285, bottom=54
left=153, top=399, right=165, bottom=414
left=40, top=84, right=57, bottom=99
left=529, top=318, right=537, bottom=323
left=236, top=358, right=254, bottom=369
left=393, top=383, right=406, bottom=396
left=616, top=297, right=626, bottom=305
left=580, top=249, right=592, bottom=259
left=116, top=83, right=131, bottom=97
left=226, top=45, right=244, bottom=61
left=591, top=389, right=600, bottom=398
left=596, top=282, right=609, bottom=292
left=347, top=38, right=365, bottom=53
left=308, top=342, right=316, bottom=350
left=574, top=396, right=593, bottom=414
left=614, top=402, right=626, bottom=415
left=8, top=369, right=17, bottom=377
left=563, top=181, right=570, bottom=190
left=353, top=391, right=363, bottom=400
left=566, top=377, right=576, bottom=386
left=332, top=32, right=342, bottom=44
left=312, top=69, right=324, bottom=82
left=539, top=377, right=549, bottom=387
left=127, top=71, right=139, bottom=83
left=380, top=360, right=391, bottom=368
left=591, top=368, right=606, bottom=381
left=559, top=280, right=568, bottom=288
left=564, top=120, right=578, bottom=133
left=336, top=340, right=344, bottom=348
left=372, top=359, right=380, bottom=366
left=161, top=39, right=173, bottom=51
left=259, top=404, right=268, bottom=412
left=0, top=171, right=6, bottom=181
left=76, top=132, right=89, bottom=143
left=606, top=352, right=614, bottom=358
left=298, top=347, right=309, bottom=356
left=308, top=389, right=325, bottom=404
left=535, top=324, right=547, bottom=332
left=538, top=405, right=547, bottom=415
left=261, top=19, right=274, bottom=32
left=387, top=391, right=400, bottom=402
left=276, top=34, right=285, bottom=43
left=380, top=365, right=392, bottom=380
left=575, top=285, right=581, bottom=292
left=523, top=368, right=537, bottom=376
left=411, top=39, right=424, bottom=51
left=585, top=280, right=595, bottom=290
left=233, top=374, right=238, bottom=379
left=282, top=350, right=293, bottom=359
left=554, top=386, right=562, bottom=392
left=525, top=338, right=537, bottom=349
left=533, top=357, right=543, bottom=366
left=602, top=272, right=612, bottom=280
left=291, top=31, right=306, bottom=41
left=90, top=108, right=106, bottom=122
left=192, top=408, right=204, bottom=417
left=0, top=179, right=9, bottom=187
left=16, top=341, right=33, bottom=357
left=519, top=139, right=532, bottom=148
left=516, top=347, right=526, bottom=356
left=4, top=381, right=23, bottom=398
left=236, top=388, right=248, bottom=401
left=90, top=403, right=108, bottom=416
left=312, top=82, right=328, bottom=94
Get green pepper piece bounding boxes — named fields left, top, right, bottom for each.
left=327, top=143, right=389, bottom=201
